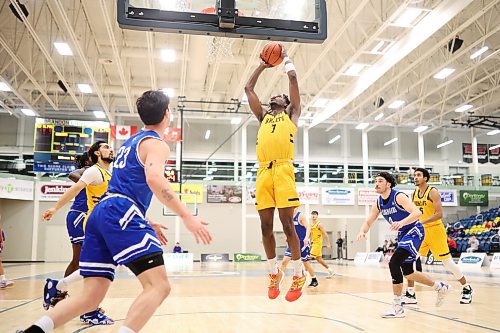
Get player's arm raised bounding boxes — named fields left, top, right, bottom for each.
left=142, top=138, right=212, bottom=245
left=420, top=188, right=443, bottom=225
left=283, top=48, right=301, bottom=126
left=357, top=203, right=380, bottom=240
left=391, top=193, right=423, bottom=231
left=42, top=180, right=87, bottom=221
left=244, top=61, right=270, bottom=123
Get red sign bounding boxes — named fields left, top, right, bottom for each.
left=164, top=127, right=181, bottom=142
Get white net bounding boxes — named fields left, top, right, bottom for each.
left=207, top=37, right=234, bottom=64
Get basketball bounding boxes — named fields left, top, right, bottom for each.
left=260, top=42, right=283, bottom=67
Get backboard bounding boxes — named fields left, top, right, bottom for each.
left=117, top=0, right=327, bottom=43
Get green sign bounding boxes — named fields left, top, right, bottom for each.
left=234, top=253, right=262, bottom=262
left=459, top=190, right=488, bottom=206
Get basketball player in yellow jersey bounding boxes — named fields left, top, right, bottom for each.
left=41, top=141, right=115, bottom=324
left=404, top=168, right=472, bottom=305
left=245, top=46, right=305, bottom=302
left=310, top=211, right=335, bottom=278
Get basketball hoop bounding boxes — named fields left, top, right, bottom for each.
left=201, top=7, right=241, bottom=64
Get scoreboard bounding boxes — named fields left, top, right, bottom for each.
left=34, top=118, right=110, bottom=173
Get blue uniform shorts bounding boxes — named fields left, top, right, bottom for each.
left=66, top=210, right=86, bottom=244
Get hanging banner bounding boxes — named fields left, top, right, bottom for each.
left=459, top=190, right=488, bottom=206
left=489, top=144, right=499, bottom=164
left=37, top=181, right=73, bottom=201
left=171, top=183, right=203, bottom=204
left=440, top=189, right=458, bottom=207
left=0, top=178, right=34, bottom=200
left=207, top=185, right=242, bottom=203
left=296, top=186, right=319, bottom=204
left=321, top=187, right=355, bottom=205
left=462, top=143, right=472, bottom=163
left=477, top=144, right=488, bottom=164
left=357, top=188, right=379, bottom=205
left=481, top=174, right=492, bottom=186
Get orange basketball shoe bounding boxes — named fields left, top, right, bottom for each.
left=285, top=274, right=306, bottom=302
left=268, top=269, right=284, bottom=299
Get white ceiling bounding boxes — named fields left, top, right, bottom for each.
left=0, top=0, right=499, bottom=132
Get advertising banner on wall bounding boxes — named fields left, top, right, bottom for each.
left=207, top=185, right=242, bottom=203
left=200, top=253, right=230, bottom=263
left=459, top=190, right=489, bottom=206
left=234, top=253, right=262, bottom=262
left=0, top=178, right=34, bottom=200
left=489, top=144, right=499, bottom=164
left=357, top=188, right=379, bottom=205
left=321, top=187, right=355, bottom=205
left=440, top=189, right=458, bottom=207
left=171, top=184, right=203, bottom=204
left=296, top=186, right=320, bottom=204
left=37, top=181, right=73, bottom=201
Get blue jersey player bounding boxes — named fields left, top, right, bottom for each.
left=19, top=91, right=212, bottom=333
left=356, top=172, right=450, bottom=318
left=280, top=207, right=319, bottom=287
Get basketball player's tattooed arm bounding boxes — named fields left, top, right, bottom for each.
left=141, top=138, right=212, bottom=245
left=283, top=48, right=301, bottom=126
left=245, top=61, right=270, bottom=123
left=357, top=203, right=380, bottom=240
left=419, top=188, right=443, bottom=225
left=390, top=193, right=423, bottom=231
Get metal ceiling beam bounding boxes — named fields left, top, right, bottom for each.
left=146, top=32, right=157, bottom=90
left=8, top=0, right=84, bottom=112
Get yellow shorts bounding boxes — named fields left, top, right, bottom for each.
left=310, top=242, right=323, bottom=258
left=255, top=162, right=300, bottom=211
left=418, top=223, right=451, bottom=260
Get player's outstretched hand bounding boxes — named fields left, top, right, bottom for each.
left=149, top=220, right=168, bottom=245
left=259, top=58, right=272, bottom=68
left=390, top=222, right=403, bottom=231
left=356, top=231, right=367, bottom=241
left=183, top=216, right=212, bottom=245
left=42, top=207, right=57, bottom=221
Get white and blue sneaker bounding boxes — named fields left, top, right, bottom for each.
left=381, top=304, right=405, bottom=318
left=80, top=308, right=114, bottom=325
left=43, top=278, right=60, bottom=310
left=436, top=282, right=451, bottom=307
left=0, top=279, right=14, bottom=289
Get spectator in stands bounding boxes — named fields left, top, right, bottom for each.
left=466, top=235, right=479, bottom=253
left=376, top=240, right=389, bottom=253
left=173, top=242, right=182, bottom=253
left=447, top=236, right=457, bottom=255
left=485, top=220, right=493, bottom=230
left=388, top=239, right=397, bottom=252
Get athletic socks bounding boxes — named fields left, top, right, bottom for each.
left=267, top=257, right=278, bottom=275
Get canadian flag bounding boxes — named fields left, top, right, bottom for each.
left=110, top=125, right=138, bottom=140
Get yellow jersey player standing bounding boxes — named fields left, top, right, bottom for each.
left=309, top=211, right=335, bottom=278
left=404, top=168, right=472, bottom=305
left=245, top=46, right=305, bottom=302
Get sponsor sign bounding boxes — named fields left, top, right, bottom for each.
left=200, top=253, right=230, bottom=263
left=490, top=253, right=500, bottom=269
left=357, top=188, right=379, bottom=205
left=440, top=189, right=458, bottom=207
left=234, top=253, right=262, bottom=262
left=34, top=162, right=76, bottom=174
left=321, top=187, right=355, bottom=205
left=354, top=252, right=368, bottom=264
left=459, top=190, right=488, bottom=206
left=296, top=186, right=319, bottom=204
left=163, top=253, right=194, bottom=272
left=365, top=252, right=383, bottom=264
left=37, top=181, right=73, bottom=201
left=458, top=252, right=489, bottom=268
left=0, top=178, right=34, bottom=200
left=171, top=183, right=203, bottom=204
left=207, top=185, right=242, bottom=203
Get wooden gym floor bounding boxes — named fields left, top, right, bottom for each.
left=1, top=260, right=499, bottom=332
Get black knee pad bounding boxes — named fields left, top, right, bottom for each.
left=389, top=248, right=412, bottom=284
left=401, top=262, right=415, bottom=276
left=126, top=252, right=164, bottom=276
left=415, top=257, right=422, bottom=272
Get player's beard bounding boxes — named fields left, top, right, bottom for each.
left=102, top=156, right=114, bottom=163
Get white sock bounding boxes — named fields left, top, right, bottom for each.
left=407, top=287, right=415, bottom=295
left=267, top=257, right=278, bottom=275
left=393, top=295, right=402, bottom=306
left=0, top=274, right=5, bottom=281
left=34, top=315, right=54, bottom=332
left=57, top=270, right=82, bottom=291
left=292, top=260, right=303, bottom=277
left=118, top=326, right=136, bottom=333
